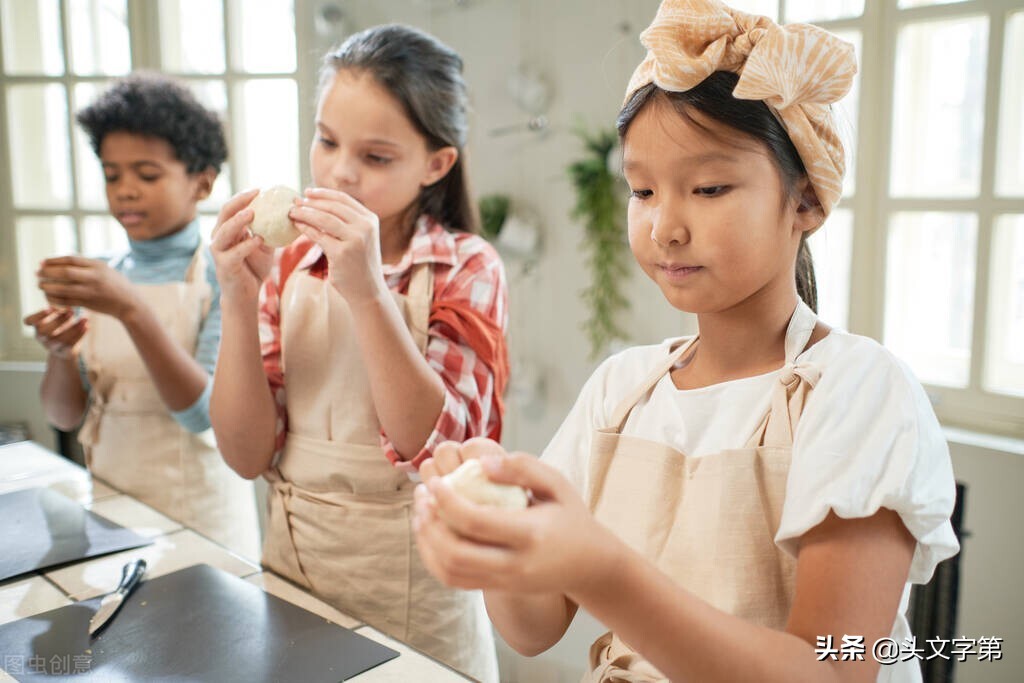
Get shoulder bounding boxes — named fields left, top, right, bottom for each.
left=446, top=232, right=505, bottom=281
left=801, top=330, right=930, bottom=414
left=582, top=338, right=687, bottom=410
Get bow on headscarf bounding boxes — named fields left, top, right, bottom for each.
left=625, top=0, right=857, bottom=218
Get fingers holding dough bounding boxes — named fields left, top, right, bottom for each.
left=443, top=459, right=529, bottom=510
left=250, top=185, right=301, bottom=248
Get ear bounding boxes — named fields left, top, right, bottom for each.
left=192, top=168, right=217, bottom=202
left=421, top=146, right=459, bottom=187
left=793, top=178, right=824, bottom=235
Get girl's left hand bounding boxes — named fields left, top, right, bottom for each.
left=289, top=187, right=387, bottom=305
left=36, top=257, right=141, bottom=320
left=413, top=450, right=619, bottom=596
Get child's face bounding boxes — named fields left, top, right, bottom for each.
left=622, top=100, right=816, bottom=315
left=310, top=69, right=456, bottom=235
left=100, top=132, right=212, bottom=241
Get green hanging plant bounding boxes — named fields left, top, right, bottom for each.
left=478, top=194, right=511, bottom=241
left=567, top=126, right=631, bottom=359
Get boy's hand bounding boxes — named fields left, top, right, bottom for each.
left=23, top=307, right=88, bottom=359
left=289, top=188, right=387, bottom=306
left=37, top=257, right=141, bottom=320
left=413, top=450, right=618, bottom=597
left=211, top=189, right=273, bottom=304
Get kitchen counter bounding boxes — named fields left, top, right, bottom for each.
left=0, top=440, right=472, bottom=682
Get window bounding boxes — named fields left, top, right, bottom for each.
left=0, top=0, right=305, bottom=361
left=724, top=0, right=1022, bottom=436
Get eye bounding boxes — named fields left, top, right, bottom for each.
left=104, top=175, right=118, bottom=184
left=695, top=185, right=728, bottom=197
left=366, top=154, right=393, bottom=165
left=317, top=136, right=337, bottom=149
left=630, top=188, right=653, bottom=200
left=139, top=174, right=161, bottom=183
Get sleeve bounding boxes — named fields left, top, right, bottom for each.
left=166, top=250, right=221, bottom=434
left=379, top=244, right=508, bottom=469
left=775, top=341, right=961, bottom=584
left=258, top=260, right=288, bottom=458
left=539, top=354, right=620, bottom=496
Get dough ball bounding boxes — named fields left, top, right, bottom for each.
left=250, top=185, right=301, bottom=248
left=443, top=459, right=529, bottom=509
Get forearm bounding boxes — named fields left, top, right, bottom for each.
left=572, top=542, right=854, bottom=683
left=350, top=293, right=446, bottom=460
left=39, top=354, right=88, bottom=430
left=484, top=590, right=578, bottom=657
left=209, top=299, right=278, bottom=478
left=119, top=303, right=208, bottom=411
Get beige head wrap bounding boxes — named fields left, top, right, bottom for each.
left=625, top=0, right=857, bottom=217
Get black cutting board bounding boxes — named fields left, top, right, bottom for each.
left=0, top=563, right=399, bottom=681
left=0, top=488, right=152, bottom=582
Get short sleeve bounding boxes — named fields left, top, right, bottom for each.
left=775, top=339, right=960, bottom=584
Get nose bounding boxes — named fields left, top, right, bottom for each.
left=650, top=196, right=690, bottom=247
left=331, top=150, right=359, bottom=189
left=112, top=177, right=140, bottom=201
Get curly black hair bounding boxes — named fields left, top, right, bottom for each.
left=76, top=72, right=227, bottom=174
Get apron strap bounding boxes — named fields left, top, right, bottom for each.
left=406, top=262, right=434, bottom=354
left=606, top=336, right=698, bottom=433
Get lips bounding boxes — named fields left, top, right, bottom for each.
left=656, top=263, right=703, bottom=280
left=117, top=211, right=146, bottom=226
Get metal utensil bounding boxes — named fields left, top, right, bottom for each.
left=88, top=558, right=147, bottom=637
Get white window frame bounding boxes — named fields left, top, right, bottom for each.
left=0, top=0, right=315, bottom=363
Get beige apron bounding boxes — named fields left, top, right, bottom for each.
left=262, top=263, right=499, bottom=683
left=78, top=247, right=260, bottom=561
left=584, top=302, right=821, bottom=682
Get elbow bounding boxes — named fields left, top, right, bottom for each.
left=504, top=635, right=555, bottom=658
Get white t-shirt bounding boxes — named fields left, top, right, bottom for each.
left=541, top=328, right=960, bottom=683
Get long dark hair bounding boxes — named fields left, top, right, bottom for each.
left=321, top=24, right=478, bottom=235
left=617, top=73, right=819, bottom=312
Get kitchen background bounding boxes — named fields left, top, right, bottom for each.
left=0, top=0, right=1022, bottom=680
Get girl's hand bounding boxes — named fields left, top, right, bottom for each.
left=37, top=257, right=141, bottom=320
left=413, top=449, right=619, bottom=596
left=289, top=187, right=387, bottom=306
left=211, top=188, right=273, bottom=305
left=23, top=307, right=89, bottom=359
left=419, top=437, right=506, bottom=483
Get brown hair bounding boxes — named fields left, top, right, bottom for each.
left=321, top=24, right=478, bottom=236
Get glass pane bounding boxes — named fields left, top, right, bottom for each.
left=0, top=0, right=64, bottom=75
left=984, top=215, right=1024, bottom=396
left=232, top=79, right=299, bottom=191
left=80, top=215, right=128, bottom=257
left=785, top=0, right=863, bottom=22
left=73, top=81, right=112, bottom=211
left=158, top=0, right=225, bottom=74
left=229, top=0, right=296, bottom=73
left=890, top=16, right=988, bottom=198
left=808, top=208, right=853, bottom=330
left=996, top=12, right=1024, bottom=197
left=726, top=0, right=778, bottom=20
left=885, top=212, right=977, bottom=387
left=6, top=84, right=73, bottom=208
left=899, top=0, right=968, bottom=8
left=16, top=216, right=78, bottom=323
left=67, top=0, right=130, bottom=75
left=189, top=80, right=234, bottom=211
left=833, top=30, right=861, bottom=198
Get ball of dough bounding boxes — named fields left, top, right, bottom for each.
left=443, top=459, right=529, bottom=509
left=250, top=186, right=301, bottom=248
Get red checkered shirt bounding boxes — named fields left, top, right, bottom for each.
left=258, top=217, right=509, bottom=469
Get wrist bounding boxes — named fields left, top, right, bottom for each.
left=566, top=525, right=625, bottom=603
left=347, top=286, right=392, bottom=316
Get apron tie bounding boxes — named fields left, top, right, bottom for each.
left=761, top=361, right=821, bottom=449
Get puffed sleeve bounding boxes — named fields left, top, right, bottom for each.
left=775, top=337, right=960, bottom=584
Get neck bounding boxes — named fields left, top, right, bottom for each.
left=379, top=209, right=417, bottom=265
left=681, top=280, right=800, bottom=388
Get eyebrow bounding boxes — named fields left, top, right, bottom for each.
left=315, top=121, right=400, bottom=148
left=622, top=151, right=741, bottom=172
left=101, top=160, right=165, bottom=170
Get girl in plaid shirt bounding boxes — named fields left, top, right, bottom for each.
left=208, top=25, right=505, bottom=682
